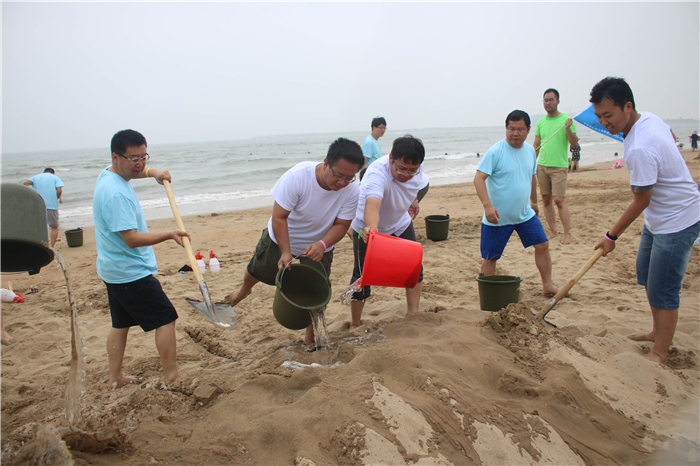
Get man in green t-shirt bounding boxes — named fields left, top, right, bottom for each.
left=533, top=88, right=579, bottom=245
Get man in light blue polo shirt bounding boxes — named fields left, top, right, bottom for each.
left=359, top=116, right=387, bottom=181
left=474, top=110, right=558, bottom=296
left=23, top=168, right=64, bottom=247
left=94, top=129, right=190, bottom=389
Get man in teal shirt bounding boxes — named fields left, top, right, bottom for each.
left=23, top=168, right=64, bottom=248
left=475, top=110, right=558, bottom=296
left=359, top=117, right=386, bottom=181
left=94, top=129, right=190, bottom=388
left=534, top=88, right=579, bottom=245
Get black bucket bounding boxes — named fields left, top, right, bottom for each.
left=65, top=228, right=84, bottom=248
left=273, top=263, right=331, bottom=330
left=425, top=214, right=450, bottom=241
left=1, top=183, right=55, bottom=274
left=476, top=274, right=522, bottom=312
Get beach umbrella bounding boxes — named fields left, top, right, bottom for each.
left=573, top=103, right=624, bottom=142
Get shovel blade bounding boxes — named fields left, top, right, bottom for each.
left=185, top=280, right=237, bottom=329
left=186, top=298, right=237, bottom=329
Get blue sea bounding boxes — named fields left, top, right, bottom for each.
left=2, top=121, right=697, bottom=228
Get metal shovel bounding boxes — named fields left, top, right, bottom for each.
left=163, top=180, right=236, bottom=329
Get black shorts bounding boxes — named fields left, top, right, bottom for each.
left=104, top=275, right=178, bottom=332
left=350, top=222, right=423, bottom=301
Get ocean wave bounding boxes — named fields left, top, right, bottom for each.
left=425, top=152, right=476, bottom=161
left=61, top=189, right=272, bottom=218
left=425, top=166, right=478, bottom=179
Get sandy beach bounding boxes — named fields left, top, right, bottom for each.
left=2, top=151, right=698, bottom=465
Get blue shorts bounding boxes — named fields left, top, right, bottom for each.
left=636, top=221, right=700, bottom=309
left=480, top=215, right=549, bottom=261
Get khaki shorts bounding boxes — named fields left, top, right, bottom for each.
left=537, top=165, right=568, bottom=197
left=46, top=209, right=59, bottom=228
left=247, top=228, right=333, bottom=286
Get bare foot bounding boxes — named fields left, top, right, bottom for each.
left=542, top=285, right=559, bottom=297
left=406, top=309, right=419, bottom=316
left=628, top=333, right=655, bottom=342
left=108, top=375, right=138, bottom=389
left=349, top=322, right=362, bottom=330
left=1, top=330, right=11, bottom=345
left=549, top=232, right=558, bottom=240
left=561, top=234, right=571, bottom=245
left=645, top=351, right=666, bottom=364
left=164, top=372, right=187, bottom=385
left=229, top=288, right=251, bottom=307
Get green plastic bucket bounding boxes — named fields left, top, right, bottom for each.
left=273, top=263, right=331, bottom=330
left=476, top=274, right=522, bottom=312
left=1, top=183, right=55, bottom=275
left=424, top=214, right=450, bottom=241
left=65, top=228, right=83, bottom=248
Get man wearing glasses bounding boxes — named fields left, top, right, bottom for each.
left=474, top=111, right=558, bottom=297
left=94, top=129, right=190, bottom=388
left=229, top=137, right=364, bottom=343
left=533, top=88, right=579, bottom=245
left=359, top=117, right=387, bottom=181
left=349, top=135, right=429, bottom=328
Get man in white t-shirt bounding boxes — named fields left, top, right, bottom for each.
left=591, top=77, right=700, bottom=365
left=229, top=138, right=364, bottom=343
left=349, top=135, right=429, bottom=328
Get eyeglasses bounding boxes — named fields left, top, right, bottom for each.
left=378, top=126, right=387, bottom=130
left=393, top=162, right=421, bottom=176
left=543, top=98, right=557, bottom=103
left=506, top=127, right=529, bottom=134
left=117, top=153, right=150, bottom=164
left=329, top=166, right=356, bottom=183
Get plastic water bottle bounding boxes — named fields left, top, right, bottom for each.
left=209, top=250, right=220, bottom=273
left=1, top=288, right=16, bottom=303
left=195, top=251, right=206, bottom=274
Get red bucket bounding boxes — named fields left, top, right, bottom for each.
left=360, top=231, right=423, bottom=288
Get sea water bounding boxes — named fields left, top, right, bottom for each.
left=2, top=121, right=697, bottom=227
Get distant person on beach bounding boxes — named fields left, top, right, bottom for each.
left=359, top=117, right=387, bottom=182
left=568, top=145, right=581, bottom=172
left=228, top=138, right=364, bottom=344
left=590, top=77, right=700, bottom=365
left=533, top=88, right=579, bottom=244
left=349, top=135, right=429, bottom=328
left=474, top=110, right=558, bottom=296
left=94, top=129, right=190, bottom=388
left=23, top=168, right=64, bottom=248
left=690, top=130, right=698, bottom=151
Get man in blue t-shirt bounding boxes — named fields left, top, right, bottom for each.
left=23, top=168, right=64, bottom=247
left=93, top=129, right=190, bottom=388
left=359, top=116, right=387, bottom=181
left=474, top=110, right=558, bottom=296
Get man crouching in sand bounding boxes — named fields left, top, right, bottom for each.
left=94, top=129, right=190, bottom=388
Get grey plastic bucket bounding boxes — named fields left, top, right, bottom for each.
left=476, top=274, right=522, bottom=312
left=1, top=183, right=55, bottom=275
left=273, top=263, right=332, bottom=330
left=425, top=214, right=450, bottom=241
left=65, top=228, right=84, bottom=248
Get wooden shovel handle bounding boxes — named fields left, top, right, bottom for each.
left=536, top=226, right=628, bottom=321
left=163, top=180, right=204, bottom=283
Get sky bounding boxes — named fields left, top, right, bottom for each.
left=2, top=1, right=699, bottom=153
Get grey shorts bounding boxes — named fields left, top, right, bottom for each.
left=46, top=209, right=59, bottom=228
left=247, top=228, right=333, bottom=286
